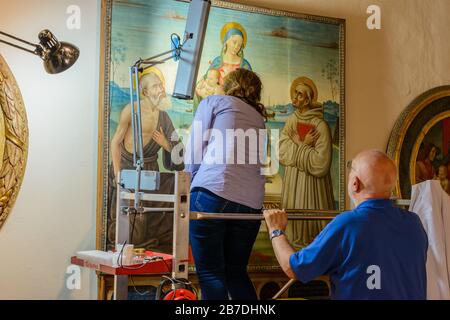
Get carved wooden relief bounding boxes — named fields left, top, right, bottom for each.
left=0, top=54, right=29, bottom=230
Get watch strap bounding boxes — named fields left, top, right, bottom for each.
left=269, top=229, right=285, bottom=241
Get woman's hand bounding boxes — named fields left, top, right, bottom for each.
left=152, top=127, right=172, bottom=152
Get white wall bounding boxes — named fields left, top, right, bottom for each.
left=0, top=0, right=100, bottom=299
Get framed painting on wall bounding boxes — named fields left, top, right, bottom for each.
left=387, top=86, right=450, bottom=200
left=97, top=0, right=346, bottom=268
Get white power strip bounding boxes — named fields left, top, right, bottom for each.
left=76, top=250, right=116, bottom=267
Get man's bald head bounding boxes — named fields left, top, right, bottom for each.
left=348, top=150, right=397, bottom=205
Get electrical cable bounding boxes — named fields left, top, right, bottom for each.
left=170, top=33, right=181, bottom=60
left=130, top=275, right=150, bottom=296
left=158, top=275, right=197, bottom=300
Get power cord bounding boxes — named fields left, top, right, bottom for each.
left=130, top=275, right=150, bottom=297
left=158, top=276, right=197, bottom=300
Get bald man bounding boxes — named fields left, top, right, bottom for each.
left=264, top=150, right=428, bottom=299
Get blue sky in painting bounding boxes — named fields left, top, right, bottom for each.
left=111, top=0, right=341, bottom=105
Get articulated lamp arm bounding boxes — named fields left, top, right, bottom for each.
left=0, top=29, right=79, bottom=74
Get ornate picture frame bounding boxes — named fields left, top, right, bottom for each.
left=0, top=55, right=29, bottom=231
left=387, top=86, right=450, bottom=200
left=97, top=0, right=346, bottom=267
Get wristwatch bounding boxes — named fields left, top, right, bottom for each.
left=269, top=229, right=285, bottom=241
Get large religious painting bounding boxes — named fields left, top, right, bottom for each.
left=97, top=0, right=346, bottom=267
left=387, top=86, right=450, bottom=199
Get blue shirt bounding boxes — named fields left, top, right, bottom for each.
left=289, top=199, right=428, bottom=299
left=184, top=95, right=266, bottom=209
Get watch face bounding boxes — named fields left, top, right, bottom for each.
left=270, top=229, right=284, bottom=240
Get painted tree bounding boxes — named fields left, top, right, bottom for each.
left=321, top=59, right=339, bottom=102
left=111, top=32, right=126, bottom=86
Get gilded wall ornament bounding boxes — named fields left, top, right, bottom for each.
left=0, top=54, right=29, bottom=230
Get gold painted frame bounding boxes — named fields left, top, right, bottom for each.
left=0, top=55, right=29, bottom=231
left=387, top=85, right=450, bottom=199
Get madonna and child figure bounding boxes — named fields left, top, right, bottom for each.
left=194, top=22, right=252, bottom=113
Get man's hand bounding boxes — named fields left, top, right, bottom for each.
left=263, top=209, right=288, bottom=233
left=304, top=128, right=320, bottom=147
left=287, top=127, right=302, bottom=146
left=152, top=127, right=171, bottom=152
left=263, top=209, right=296, bottom=279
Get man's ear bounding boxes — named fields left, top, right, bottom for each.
left=142, top=88, right=148, bottom=97
left=352, top=176, right=361, bottom=193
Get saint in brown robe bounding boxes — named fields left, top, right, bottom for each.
left=107, top=111, right=184, bottom=254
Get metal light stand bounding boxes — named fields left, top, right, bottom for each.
left=114, top=34, right=191, bottom=300
left=127, top=34, right=185, bottom=213
left=114, top=171, right=190, bottom=300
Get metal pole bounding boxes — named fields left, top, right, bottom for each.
left=172, top=172, right=191, bottom=279
left=0, top=30, right=39, bottom=47
left=134, top=65, right=144, bottom=167
left=272, top=279, right=296, bottom=300
left=140, top=55, right=177, bottom=69
left=128, top=66, right=137, bottom=167
left=140, top=48, right=178, bottom=64
left=114, top=171, right=129, bottom=300
left=190, top=211, right=339, bottom=221
left=132, top=65, right=144, bottom=211
left=0, top=31, right=40, bottom=55
left=0, top=39, right=37, bottom=55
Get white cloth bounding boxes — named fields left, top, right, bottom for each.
left=410, top=180, right=450, bottom=300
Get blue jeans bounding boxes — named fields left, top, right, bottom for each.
left=189, top=188, right=261, bottom=300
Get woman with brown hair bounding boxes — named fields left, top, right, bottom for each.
left=185, top=68, right=268, bottom=300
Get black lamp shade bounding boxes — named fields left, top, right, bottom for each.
left=43, top=41, right=79, bottom=74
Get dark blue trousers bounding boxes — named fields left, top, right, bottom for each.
left=189, top=187, right=261, bottom=300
